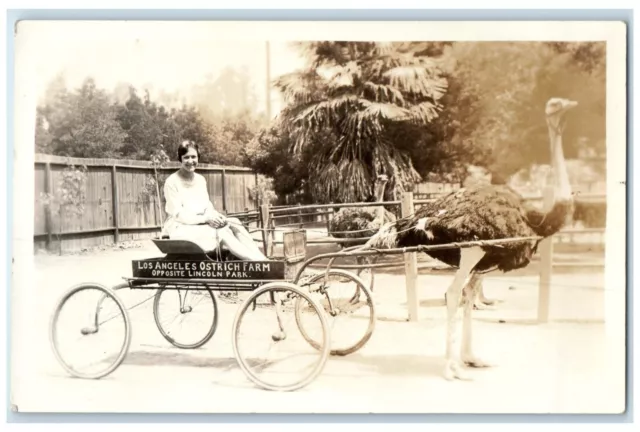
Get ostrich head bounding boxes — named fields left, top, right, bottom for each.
left=545, top=98, right=578, bottom=133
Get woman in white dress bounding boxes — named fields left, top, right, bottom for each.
left=162, top=140, right=268, bottom=261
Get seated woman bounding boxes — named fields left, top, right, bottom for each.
left=161, top=140, right=268, bottom=261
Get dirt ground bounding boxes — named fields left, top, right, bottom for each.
left=12, top=236, right=625, bottom=414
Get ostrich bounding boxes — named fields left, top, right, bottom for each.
left=328, top=174, right=396, bottom=243
left=366, top=97, right=577, bottom=380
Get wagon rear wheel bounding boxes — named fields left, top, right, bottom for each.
left=49, top=283, right=132, bottom=379
left=153, top=287, right=218, bottom=349
left=232, top=282, right=330, bottom=392
left=296, top=269, right=375, bottom=356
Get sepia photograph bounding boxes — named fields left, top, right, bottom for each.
left=10, top=20, right=627, bottom=414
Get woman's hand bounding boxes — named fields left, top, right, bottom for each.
left=205, top=213, right=227, bottom=228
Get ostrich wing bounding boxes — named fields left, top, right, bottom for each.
left=393, top=184, right=541, bottom=271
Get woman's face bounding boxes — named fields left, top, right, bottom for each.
left=181, top=147, right=198, bottom=173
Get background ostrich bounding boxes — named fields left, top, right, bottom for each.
left=328, top=174, right=396, bottom=243
left=366, top=97, right=577, bottom=380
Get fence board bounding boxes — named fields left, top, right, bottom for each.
left=225, top=171, right=248, bottom=214
left=33, top=166, right=47, bottom=236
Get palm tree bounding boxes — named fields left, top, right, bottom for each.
left=272, top=42, right=449, bottom=204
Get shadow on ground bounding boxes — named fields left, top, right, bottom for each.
left=117, top=349, right=449, bottom=378
left=325, top=353, right=446, bottom=377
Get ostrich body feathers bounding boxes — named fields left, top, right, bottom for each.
left=371, top=183, right=573, bottom=272
left=329, top=207, right=397, bottom=240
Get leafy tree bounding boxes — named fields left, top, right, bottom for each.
left=245, top=122, right=313, bottom=201
left=36, top=74, right=265, bottom=170
left=36, top=78, right=126, bottom=158
left=434, top=41, right=606, bottom=180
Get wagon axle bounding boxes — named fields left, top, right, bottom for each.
left=271, top=331, right=287, bottom=342
left=80, top=326, right=98, bottom=335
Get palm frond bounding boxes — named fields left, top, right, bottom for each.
left=311, top=159, right=371, bottom=203
left=341, top=102, right=411, bottom=151
left=368, top=52, right=415, bottom=78
left=292, top=94, right=366, bottom=133
left=273, top=71, right=325, bottom=105
left=405, top=101, right=442, bottom=124
left=383, top=66, right=448, bottom=99
left=362, top=82, right=406, bottom=105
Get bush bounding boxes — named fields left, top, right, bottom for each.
left=573, top=201, right=606, bottom=228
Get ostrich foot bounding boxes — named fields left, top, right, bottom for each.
left=480, top=297, right=505, bottom=306
left=473, top=301, right=496, bottom=310
left=462, top=354, right=494, bottom=368
left=444, top=359, right=473, bottom=381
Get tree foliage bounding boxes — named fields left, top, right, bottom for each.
left=36, top=70, right=265, bottom=168
left=37, top=42, right=606, bottom=205
left=36, top=78, right=127, bottom=158
left=427, top=41, right=606, bottom=180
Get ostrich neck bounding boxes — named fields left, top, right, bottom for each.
left=548, top=126, right=572, bottom=202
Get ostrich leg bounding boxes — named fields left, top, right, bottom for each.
left=445, top=276, right=500, bottom=310
left=477, top=282, right=500, bottom=306
left=472, top=278, right=498, bottom=310
left=462, top=273, right=494, bottom=368
left=444, top=246, right=485, bottom=381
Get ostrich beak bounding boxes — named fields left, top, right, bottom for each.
left=562, top=100, right=578, bottom=112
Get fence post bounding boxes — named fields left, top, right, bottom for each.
left=221, top=169, right=228, bottom=213
left=260, top=204, right=271, bottom=256
left=254, top=172, right=259, bottom=209
left=326, top=202, right=334, bottom=230
left=401, top=192, right=420, bottom=322
left=44, top=162, right=53, bottom=250
left=537, top=186, right=555, bottom=323
left=111, top=165, right=120, bottom=243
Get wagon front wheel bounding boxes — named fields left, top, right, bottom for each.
left=232, top=282, right=330, bottom=392
left=49, top=282, right=132, bottom=379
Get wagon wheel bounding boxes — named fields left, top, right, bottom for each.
left=232, top=282, right=330, bottom=392
left=296, top=269, right=375, bottom=356
left=153, top=286, right=219, bottom=349
left=49, top=282, right=132, bottom=379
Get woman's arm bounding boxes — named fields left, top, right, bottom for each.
left=164, top=177, right=207, bottom=225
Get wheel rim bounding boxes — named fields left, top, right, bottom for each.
left=231, top=282, right=330, bottom=392
left=296, top=269, right=376, bottom=356
left=49, top=283, right=131, bottom=380
left=153, top=287, right=218, bottom=349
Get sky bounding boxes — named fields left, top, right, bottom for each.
left=18, top=22, right=308, bottom=118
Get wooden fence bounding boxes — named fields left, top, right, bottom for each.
left=34, top=154, right=259, bottom=252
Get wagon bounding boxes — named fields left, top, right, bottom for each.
left=49, top=229, right=376, bottom=392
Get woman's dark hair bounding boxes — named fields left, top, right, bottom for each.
left=177, top=140, right=200, bottom=162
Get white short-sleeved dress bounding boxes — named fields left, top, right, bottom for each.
left=162, top=171, right=221, bottom=252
